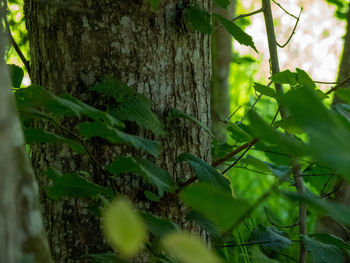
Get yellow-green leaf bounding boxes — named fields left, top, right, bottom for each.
left=162, top=232, right=221, bottom=263
left=102, top=199, right=147, bottom=257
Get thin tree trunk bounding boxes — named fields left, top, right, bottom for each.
left=0, top=29, right=52, bottom=263
left=211, top=1, right=235, bottom=142
left=24, top=1, right=211, bottom=261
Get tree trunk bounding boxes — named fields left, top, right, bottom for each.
left=211, top=1, right=235, bottom=142
left=317, top=3, right=350, bottom=241
left=0, top=30, right=52, bottom=263
left=24, top=1, right=211, bottom=261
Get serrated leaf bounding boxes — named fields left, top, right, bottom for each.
left=185, top=210, right=219, bottom=238
left=249, top=225, right=292, bottom=250
left=312, top=233, right=350, bottom=251
left=103, top=198, right=148, bottom=257
left=46, top=168, right=114, bottom=199
left=167, top=108, right=214, bottom=137
left=273, top=116, right=303, bottom=134
left=254, top=83, right=277, bottom=98
left=162, top=232, right=221, bottom=263
left=79, top=121, right=161, bottom=157
left=107, top=157, right=175, bottom=196
left=213, top=0, right=230, bottom=9
left=185, top=5, right=212, bottom=34
left=141, top=213, right=179, bottom=238
left=24, top=128, right=86, bottom=154
left=302, top=235, right=345, bottom=263
left=213, top=14, right=257, bottom=52
left=178, top=153, right=231, bottom=192
left=283, top=191, right=350, bottom=226
left=8, top=64, right=24, bottom=89
left=271, top=70, right=297, bottom=85
left=181, top=183, right=250, bottom=232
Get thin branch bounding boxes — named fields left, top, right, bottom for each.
left=321, top=180, right=343, bottom=198
left=222, top=143, right=254, bottom=174
left=272, top=0, right=298, bottom=19
left=264, top=207, right=299, bottom=228
left=277, top=7, right=303, bottom=48
left=216, top=239, right=300, bottom=248
left=314, top=80, right=338, bottom=85
left=222, top=106, right=241, bottom=123
left=325, top=74, right=350, bottom=95
left=214, top=8, right=264, bottom=31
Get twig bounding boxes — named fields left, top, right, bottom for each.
left=216, top=239, right=300, bottom=248
left=277, top=7, right=303, bottom=48
left=262, top=1, right=307, bottom=262
left=321, top=179, right=343, bottom=198
left=264, top=207, right=299, bottom=228
left=325, top=74, right=350, bottom=95
left=272, top=0, right=298, bottom=19
left=2, top=2, right=31, bottom=74
left=222, top=143, right=254, bottom=174
left=222, top=106, right=241, bottom=123
left=214, top=8, right=264, bottom=31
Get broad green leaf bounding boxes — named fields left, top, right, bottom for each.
left=110, top=98, right=166, bottom=137
left=271, top=70, right=297, bottom=85
left=167, top=108, right=214, bottom=137
left=15, top=85, right=53, bottom=109
left=8, top=64, right=24, bottom=89
left=162, top=232, right=221, bottom=263
left=103, top=198, right=147, bottom=257
left=254, top=83, right=277, bottom=99
left=185, top=5, right=212, bottom=34
left=185, top=210, right=219, bottom=238
left=296, top=68, right=316, bottom=89
left=335, top=88, right=350, bottom=104
left=273, top=116, right=303, bottom=134
left=107, top=157, right=175, bottom=196
left=302, top=235, right=344, bottom=263
left=213, top=14, right=258, bottom=52
left=250, top=247, right=279, bottom=263
left=283, top=191, right=350, bottom=226
left=46, top=168, right=114, bottom=199
left=149, top=0, right=160, bottom=11
left=24, top=128, right=86, bottom=154
left=312, top=233, right=350, bottom=251
left=178, top=153, right=231, bottom=193
left=181, top=183, right=250, bottom=232
left=213, top=0, right=230, bottom=9
left=302, top=164, right=335, bottom=194
left=249, top=225, right=292, bottom=250
left=85, top=253, right=124, bottom=263
left=241, top=155, right=291, bottom=181
left=228, top=122, right=252, bottom=141
left=79, top=121, right=161, bottom=157
left=141, top=213, right=179, bottom=238
left=144, top=190, right=161, bottom=202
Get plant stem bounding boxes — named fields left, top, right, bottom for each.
left=262, top=1, right=307, bottom=262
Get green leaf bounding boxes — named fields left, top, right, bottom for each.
left=167, top=108, right=214, bottom=137
left=46, top=168, right=114, bottom=199
left=107, top=157, right=175, bottom=196
left=185, top=210, right=219, bottom=238
left=15, top=85, right=53, bottom=109
left=335, top=88, right=350, bottom=104
left=141, top=213, right=179, bottom=238
left=296, top=68, right=316, bottom=89
left=185, top=5, right=212, bottom=34
left=302, top=235, right=345, bottom=263
left=181, top=183, right=250, bottom=232
left=178, top=153, right=231, bottom=193
left=85, top=253, right=125, bottom=263
left=149, top=0, right=160, bottom=11
left=8, top=64, right=24, bottom=89
left=24, top=128, right=86, bottom=154
left=273, top=116, right=303, bottom=134
left=213, top=0, right=230, bottom=9
left=102, top=198, right=148, bottom=257
left=283, top=191, right=350, bottom=226
left=213, top=14, right=258, bottom=52
left=162, top=232, right=221, bottom=263
left=241, top=155, right=291, bottom=181
left=79, top=121, right=161, bottom=157
left=312, top=233, right=350, bottom=251
left=253, top=83, right=277, bottom=98
left=249, top=225, right=292, bottom=250
left=271, top=70, right=297, bottom=85
left=250, top=247, right=279, bottom=263
left=228, top=122, right=252, bottom=142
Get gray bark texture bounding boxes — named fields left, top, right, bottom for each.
left=24, top=0, right=211, bottom=261
left=317, top=3, right=350, bottom=241
left=211, top=1, right=235, bottom=142
left=0, top=30, right=52, bottom=263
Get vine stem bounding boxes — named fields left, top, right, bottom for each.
left=262, top=1, right=307, bottom=262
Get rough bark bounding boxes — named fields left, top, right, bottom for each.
left=0, top=29, right=52, bottom=263
left=317, top=3, right=350, bottom=241
left=211, top=1, right=235, bottom=142
left=24, top=1, right=211, bottom=261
